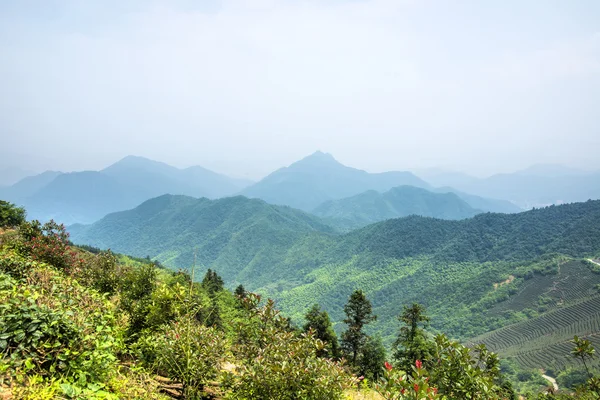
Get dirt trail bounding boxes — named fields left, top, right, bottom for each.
left=588, top=259, right=600, bottom=267
left=542, top=374, right=558, bottom=392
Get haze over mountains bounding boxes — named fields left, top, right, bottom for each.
left=0, top=156, right=252, bottom=224
left=419, top=164, right=600, bottom=209
left=2, top=151, right=600, bottom=228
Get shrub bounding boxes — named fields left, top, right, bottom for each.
left=137, top=317, right=227, bottom=398
left=225, top=294, right=352, bottom=400
left=0, top=200, right=26, bottom=228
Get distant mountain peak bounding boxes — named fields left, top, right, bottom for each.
left=291, top=151, right=341, bottom=168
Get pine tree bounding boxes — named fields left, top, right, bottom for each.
left=341, top=290, right=376, bottom=365
left=393, top=303, right=434, bottom=370
left=303, top=304, right=340, bottom=358
left=201, top=268, right=224, bottom=295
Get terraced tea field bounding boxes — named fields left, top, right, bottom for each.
left=470, top=260, right=600, bottom=370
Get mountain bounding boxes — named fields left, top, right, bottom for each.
left=313, top=185, right=481, bottom=230
left=0, top=170, right=62, bottom=201
left=23, top=171, right=136, bottom=224
left=412, top=168, right=480, bottom=188
left=514, top=163, right=589, bottom=177
left=0, top=166, right=35, bottom=186
left=432, top=187, right=522, bottom=213
left=69, top=194, right=335, bottom=286
left=70, top=196, right=600, bottom=351
left=1, top=156, right=253, bottom=224
left=102, top=155, right=251, bottom=199
left=425, top=166, right=600, bottom=209
left=240, top=151, right=430, bottom=211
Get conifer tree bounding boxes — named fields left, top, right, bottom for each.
left=304, top=304, right=340, bottom=358
left=341, top=290, right=376, bottom=365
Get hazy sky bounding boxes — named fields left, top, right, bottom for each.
left=1, top=0, right=599, bottom=179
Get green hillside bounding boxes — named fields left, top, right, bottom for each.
left=313, top=185, right=481, bottom=230
left=469, top=260, right=600, bottom=371
left=240, top=151, right=431, bottom=211
left=71, top=197, right=600, bottom=351
left=69, top=194, right=337, bottom=288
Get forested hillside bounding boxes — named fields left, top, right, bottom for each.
left=313, top=185, right=481, bottom=230
left=2, top=201, right=538, bottom=399
left=71, top=197, right=600, bottom=350
left=69, top=194, right=336, bottom=288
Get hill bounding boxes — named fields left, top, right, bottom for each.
left=312, top=185, right=481, bottom=230
left=240, top=151, right=430, bottom=211
left=69, top=194, right=336, bottom=287
left=469, top=259, right=600, bottom=371
left=2, top=156, right=252, bottom=224
left=70, top=196, right=600, bottom=353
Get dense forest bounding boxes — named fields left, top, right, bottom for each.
left=2, top=200, right=600, bottom=399
left=69, top=197, right=600, bottom=343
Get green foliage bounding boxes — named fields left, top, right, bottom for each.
left=225, top=294, right=353, bottom=399
left=358, top=335, right=387, bottom=382
left=393, top=303, right=434, bottom=372
left=303, top=304, right=340, bottom=358
left=572, top=336, right=596, bottom=378
left=375, top=359, right=441, bottom=400
left=138, top=317, right=227, bottom=398
left=0, top=252, right=122, bottom=389
left=202, top=268, right=224, bottom=295
left=342, top=290, right=377, bottom=365
left=556, top=368, right=590, bottom=390
left=19, top=219, right=84, bottom=273
left=70, top=197, right=600, bottom=351
left=0, top=200, right=26, bottom=228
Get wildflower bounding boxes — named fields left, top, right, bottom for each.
left=414, top=384, right=419, bottom=392
left=415, top=359, right=422, bottom=369
left=384, top=361, right=393, bottom=371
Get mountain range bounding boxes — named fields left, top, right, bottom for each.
left=1, top=151, right=522, bottom=225
left=0, top=156, right=252, bottom=224
left=240, top=151, right=432, bottom=211
left=419, top=164, right=600, bottom=209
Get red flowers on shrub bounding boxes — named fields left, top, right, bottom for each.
left=415, top=359, right=422, bottom=369
left=385, top=361, right=393, bottom=371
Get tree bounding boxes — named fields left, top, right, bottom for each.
left=201, top=268, right=224, bottom=295
left=303, top=304, right=340, bottom=358
left=358, top=335, right=387, bottom=381
left=341, top=290, right=376, bottom=365
left=234, top=284, right=246, bottom=299
left=571, top=335, right=596, bottom=378
left=393, top=303, right=435, bottom=371
left=0, top=200, right=26, bottom=228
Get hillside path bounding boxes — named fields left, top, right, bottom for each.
left=542, top=375, right=558, bottom=392
left=588, top=259, right=600, bottom=266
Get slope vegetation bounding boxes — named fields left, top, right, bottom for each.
left=470, top=260, right=600, bottom=370
left=71, top=197, right=600, bottom=347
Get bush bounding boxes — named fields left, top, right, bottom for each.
left=225, top=294, right=352, bottom=399
left=137, top=317, right=227, bottom=398
left=0, top=200, right=26, bottom=228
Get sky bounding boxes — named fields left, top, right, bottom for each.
left=1, top=0, right=599, bottom=180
